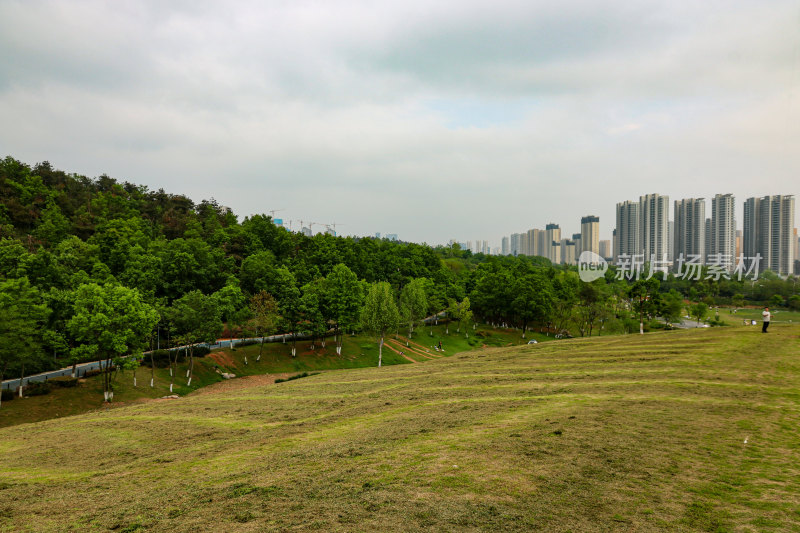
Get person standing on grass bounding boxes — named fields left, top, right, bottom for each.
left=762, top=306, right=771, bottom=333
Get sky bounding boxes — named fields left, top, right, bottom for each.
left=1, top=0, right=798, bottom=247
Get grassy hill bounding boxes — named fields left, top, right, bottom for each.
left=1, top=325, right=799, bottom=532
left=0, top=323, right=535, bottom=428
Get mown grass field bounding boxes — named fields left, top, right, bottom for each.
left=1, top=325, right=799, bottom=532
left=0, top=323, right=534, bottom=428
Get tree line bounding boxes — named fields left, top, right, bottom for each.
left=2, top=156, right=798, bottom=403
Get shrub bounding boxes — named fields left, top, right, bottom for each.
left=81, top=368, right=104, bottom=379
left=1, top=389, right=14, bottom=402
left=49, top=376, right=78, bottom=388
left=193, top=346, right=210, bottom=357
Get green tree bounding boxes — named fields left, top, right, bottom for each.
left=168, top=291, right=222, bottom=388
left=361, top=282, right=400, bottom=367
left=448, top=297, right=473, bottom=336
left=512, top=273, right=553, bottom=338
left=325, top=264, right=364, bottom=355
left=250, top=291, right=279, bottom=362
left=0, top=278, right=49, bottom=404
left=399, top=278, right=428, bottom=341
left=690, top=302, right=709, bottom=325
left=629, top=278, right=660, bottom=335
left=68, top=283, right=158, bottom=402
left=300, top=280, right=327, bottom=351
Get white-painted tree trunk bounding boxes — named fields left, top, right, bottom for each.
left=291, top=347, right=296, bottom=357
left=186, top=369, right=190, bottom=378
left=169, top=383, right=173, bottom=393
left=256, top=354, right=261, bottom=361
left=133, top=377, right=137, bottom=387
left=104, top=391, right=109, bottom=402
left=378, top=336, right=383, bottom=367
left=187, top=377, right=192, bottom=386
left=244, top=356, right=248, bottom=365
left=169, top=367, right=173, bottom=377
left=18, top=385, right=23, bottom=398
left=150, top=378, right=154, bottom=388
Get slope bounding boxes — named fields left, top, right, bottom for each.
left=1, top=325, right=799, bottom=532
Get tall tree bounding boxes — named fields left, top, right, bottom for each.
left=399, top=278, right=428, bottom=342
left=68, top=283, right=158, bottom=402
left=250, top=291, right=279, bottom=362
left=168, top=291, right=222, bottom=387
left=325, top=264, right=364, bottom=355
left=0, top=278, right=49, bottom=405
left=361, top=282, right=400, bottom=367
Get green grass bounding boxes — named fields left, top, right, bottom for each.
left=714, top=306, right=800, bottom=327
left=1, top=324, right=799, bottom=531
left=0, top=323, right=536, bottom=428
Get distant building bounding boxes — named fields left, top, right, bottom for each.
left=614, top=200, right=640, bottom=263
left=501, top=236, right=510, bottom=255
left=674, top=198, right=706, bottom=264
left=743, top=195, right=796, bottom=275
left=580, top=215, right=600, bottom=256
left=710, top=193, right=736, bottom=268
left=640, top=193, right=669, bottom=264
left=562, top=240, right=577, bottom=265
left=302, top=226, right=313, bottom=237
left=545, top=223, right=561, bottom=264
left=375, top=232, right=381, bottom=239
left=386, top=233, right=398, bottom=241
left=599, top=240, right=611, bottom=260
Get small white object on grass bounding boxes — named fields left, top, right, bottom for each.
left=744, top=436, right=749, bottom=444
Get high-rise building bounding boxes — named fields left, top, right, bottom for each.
left=639, top=193, right=669, bottom=263
left=705, top=218, right=711, bottom=257
left=572, top=233, right=582, bottom=257
left=674, top=198, right=705, bottom=263
left=562, top=239, right=577, bottom=265
left=510, top=233, right=522, bottom=256
left=599, top=240, right=611, bottom=259
left=580, top=215, right=600, bottom=256
left=545, top=223, right=561, bottom=264
left=501, top=236, right=510, bottom=256
left=743, top=195, right=796, bottom=275
left=710, top=193, right=736, bottom=268
left=614, top=201, right=640, bottom=262
left=527, top=229, right=539, bottom=256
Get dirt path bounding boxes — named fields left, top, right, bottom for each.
left=189, top=373, right=294, bottom=396
left=386, top=338, right=437, bottom=360
left=381, top=341, right=419, bottom=363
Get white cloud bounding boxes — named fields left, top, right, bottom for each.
left=0, top=0, right=797, bottom=245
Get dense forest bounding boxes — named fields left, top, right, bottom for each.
left=1, top=156, right=798, bottom=386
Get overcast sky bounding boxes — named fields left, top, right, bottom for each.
left=1, top=0, right=798, bottom=247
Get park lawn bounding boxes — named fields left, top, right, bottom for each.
left=715, top=307, right=800, bottom=327
left=1, top=325, right=799, bottom=531
left=0, top=324, right=539, bottom=428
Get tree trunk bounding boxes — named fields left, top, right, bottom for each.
left=258, top=336, right=265, bottom=361
left=71, top=361, right=77, bottom=378
left=187, top=346, right=194, bottom=386
left=639, top=320, right=644, bottom=335
left=18, top=360, right=25, bottom=398
left=378, top=335, right=383, bottom=367
left=150, top=351, right=155, bottom=388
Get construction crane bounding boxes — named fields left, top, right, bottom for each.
left=269, top=208, right=284, bottom=218
left=325, top=222, right=345, bottom=236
